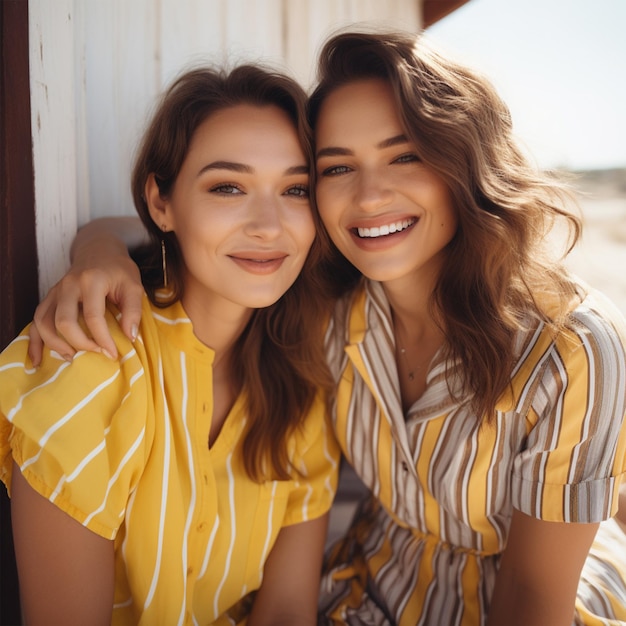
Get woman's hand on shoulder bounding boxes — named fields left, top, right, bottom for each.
left=28, top=217, right=146, bottom=366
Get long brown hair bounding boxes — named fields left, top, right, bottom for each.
left=309, top=30, right=583, bottom=420
left=132, top=65, right=334, bottom=480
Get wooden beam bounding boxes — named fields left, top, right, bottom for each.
left=423, top=0, right=471, bottom=28
left=0, top=0, right=38, bottom=623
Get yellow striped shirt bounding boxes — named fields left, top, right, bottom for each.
left=0, top=296, right=340, bottom=625
left=319, top=279, right=626, bottom=625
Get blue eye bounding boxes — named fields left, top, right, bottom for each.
left=286, top=184, right=309, bottom=198
left=393, top=153, right=420, bottom=164
left=210, top=183, right=243, bottom=195
left=321, top=165, right=351, bottom=176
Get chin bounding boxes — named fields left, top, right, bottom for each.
left=241, top=291, right=286, bottom=309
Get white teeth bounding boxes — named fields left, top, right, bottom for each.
left=357, top=218, right=415, bottom=238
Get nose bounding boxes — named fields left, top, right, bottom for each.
left=244, top=194, right=283, bottom=239
left=355, top=171, right=393, bottom=212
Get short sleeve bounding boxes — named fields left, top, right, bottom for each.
left=282, top=396, right=341, bottom=526
left=0, top=308, right=151, bottom=539
left=511, top=296, right=626, bottom=523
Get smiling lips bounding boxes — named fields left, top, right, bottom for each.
left=228, top=253, right=288, bottom=274
left=355, top=217, right=416, bottom=238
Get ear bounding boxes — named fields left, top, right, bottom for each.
left=144, top=173, right=173, bottom=232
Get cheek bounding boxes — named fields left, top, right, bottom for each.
left=290, top=208, right=317, bottom=252
left=441, top=199, right=459, bottom=236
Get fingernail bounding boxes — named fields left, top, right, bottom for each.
left=63, top=353, right=74, bottom=362
left=101, top=349, right=114, bottom=360
left=131, top=324, right=138, bottom=341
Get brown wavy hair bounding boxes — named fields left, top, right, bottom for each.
left=131, top=65, right=334, bottom=480
left=309, top=30, right=583, bottom=420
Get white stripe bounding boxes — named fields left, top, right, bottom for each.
left=82, top=426, right=146, bottom=528
left=460, top=421, right=479, bottom=526
left=19, top=368, right=121, bottom=472
left=121, top=486, right=138, bottom=567
left=176, top=353, right=197, bottom=626
left=119, top=348, right=137, bottom=364
left=0, top=361, right=37, bottom=375
left=259, top=481, right=278, bottom=571
left=323, top=418, right=339, bottom=502
left=536, top=354, right=568, bottom=517
left=213, top=454, right=237, bottom=617
left=300, top=480, right=313, bottom=522
left=49, top=439, right=106, bottom=502
left=49, top=367, right=143, bottom=501
left=7, top=358, right=73, bottom=422
left=143, top=357, right=171, bottom=609
left=566, top=330, right=595, bottom=490
left=199, top=517, right=220, bottom=579
left=151, top=311, right=192, bottom=325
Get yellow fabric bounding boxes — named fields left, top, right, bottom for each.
left=319, top=280, right=626, bottom=625
left=0, top=296, right=340, bottom=625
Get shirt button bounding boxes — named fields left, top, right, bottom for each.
left=187, top=566, right=194, bottom=576
left=197, top=522, right=207, bottom=532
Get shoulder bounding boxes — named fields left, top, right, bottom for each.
left=515, top=286, right=626, bottom=373
left=565, top=287, right=626, bottom=351
left=0, top=301, right=160, bottom=534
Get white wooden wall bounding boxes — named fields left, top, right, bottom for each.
left=28, top=0, right=422, bottom=296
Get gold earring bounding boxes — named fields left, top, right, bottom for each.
left=161, top=225, right=168, bottom=288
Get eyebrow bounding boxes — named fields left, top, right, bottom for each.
left=316, top=134, right=410, bottom=159
left=197, top=161, right=308, bottom=177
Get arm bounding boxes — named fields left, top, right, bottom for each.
left=11, top=463, right=115, bottom=625
left=28, top=217, right=146, bottom=366
left=486, top=508, right=598, bottom=626
left=617, top=480, right=626, bottom=532
left=248, top=513, right=329, bottom=626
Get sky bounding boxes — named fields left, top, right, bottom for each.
left=425, top=0, right=626, bottom=172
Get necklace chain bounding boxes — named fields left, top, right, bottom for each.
left=399, top=347, right=416, bottom=381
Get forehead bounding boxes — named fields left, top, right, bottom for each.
left=187, top=104, right=306, bottom=162
left=315, top=79, right=403, bottom=145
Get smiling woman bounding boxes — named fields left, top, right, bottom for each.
left=144, top=103, right=315, bottom=345
left=0, top=64, right=340, bottom=625
left=315, top=79, right=458, bottom=288
left=307, top=30, right=626, bottom=626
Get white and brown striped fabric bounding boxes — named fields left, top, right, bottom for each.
left=319, top=279, right=626, bottom=625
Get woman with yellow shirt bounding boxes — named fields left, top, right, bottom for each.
left=0, top=64, right=340, bottom=625
left=23, top=29, right=626, bottom=626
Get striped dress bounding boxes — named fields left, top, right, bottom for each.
left=0, top=295, right=340, bottom=625
left=319, top=279, right=626, bottom=625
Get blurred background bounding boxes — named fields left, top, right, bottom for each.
left=426, top=0, right=626, bottom=315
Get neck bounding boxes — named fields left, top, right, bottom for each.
left=382, top=274, right=438, bottom=340
left=382, top=274, right=445, bottom=411
left=181, top=292, right=253, bottom=366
